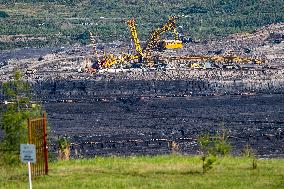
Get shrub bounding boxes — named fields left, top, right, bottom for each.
left=198, top=121, right=231, bottom=173
left=57, top=137, right=70, bottom=160
left=0, top=11, right=9, bottom=18
left=198, top=134, right=217, bottom=173
left=214, top=121, right=231, bottom=156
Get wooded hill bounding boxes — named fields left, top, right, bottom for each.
left=0, top=0, right=283, bottom=50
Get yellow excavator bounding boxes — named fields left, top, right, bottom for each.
left=127, top=16, right=183, bottom=66
left=87, top=32, right=128, bottom=72
left=88, top=16, right=264, bottom=72
left=126, top=19, right=144, bottom=59
left=86, top=16, right=184, bottom=72
left=143, top=16, right=183, bottom=53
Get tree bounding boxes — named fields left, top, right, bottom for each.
left=198, top=134, right=217, bottom=173
left=0, top=71, right=41, bottom=164
left=198, top=121, right=231, bottom=173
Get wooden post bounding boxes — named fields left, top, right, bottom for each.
left=43, top=112, right=48, bottom=175
left=28, top=118, right=32, bottom=143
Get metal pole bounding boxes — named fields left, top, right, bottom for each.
left=27, top=118, right=33, bottom=177
left=28, top=162, right=32, bottom=189
left=43, top=112, right=48, bottom=175
left=28, top=118, right=31, bottom=143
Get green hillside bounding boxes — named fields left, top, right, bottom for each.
left=0, top=0, right=283, bottom=50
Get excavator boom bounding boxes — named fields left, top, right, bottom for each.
left=144, top=16, right=179, bottom=53
left=126, top=16, right=184, bottom=66
left=127, top=19, right=144, bottom=58
left=142, top=16, right=183, bottom=62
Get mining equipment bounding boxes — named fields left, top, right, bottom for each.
left=86, top=32, right=125, bottom=73
left=85, top=16, right=184, bottom=72
left=126, top=16, right=264, bottom=69
left=86, top=16, right=265, bottom=72
left=127, top=16, right=184, bottom=66
left=143, top=16, right=183, bottom=51
left=160, top=39, right=183, bottom=50
left=169, top=55, right=264, bottom=69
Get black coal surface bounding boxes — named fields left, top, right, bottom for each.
left=44, top=94, right=284, bottom=158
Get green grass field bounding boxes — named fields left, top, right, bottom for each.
left=1, top=155, right=284, bottom=189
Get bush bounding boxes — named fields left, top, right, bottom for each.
left=214, top=121, right=231, bottom=156
left=198, top=121, right=231, bottom=173
left=198, top=134, right=217, bottom=173
left=0, top=11, right=9, bottom=18
left=57, top=137, right=70, bottom=160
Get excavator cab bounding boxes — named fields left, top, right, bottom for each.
left=127, top=16, right=185, bottom=66
left=159, top=39, right=183, bottom=50
left=158, top=22, right=183, bottom=50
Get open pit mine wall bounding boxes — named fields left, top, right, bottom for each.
left=0, top=70, right=283, bottom=101
left=30, top=72, right=284, bottom=101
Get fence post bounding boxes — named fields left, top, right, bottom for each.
left=28, top=118, right=32, bottom=143
left=43, top=112, right=48, bottom=175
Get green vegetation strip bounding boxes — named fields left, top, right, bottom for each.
left=1, top=155, right=284, bottom=189
left=0, top=0, right=284, bottom=50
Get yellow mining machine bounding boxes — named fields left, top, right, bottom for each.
left=86, top=16, right=186, bottom=72
left=143, top=16, right=183, bottom=53
left=87, top=32, right=127, bottom=72
left=87, top=16, right=264, bottom=72
left=126, top=19, right=144, bottom=59
left=127, top=16, right=183, bottom=66
left=169, top=55, right=264, bottom=69
left=126, top=16, right=264, bottom=69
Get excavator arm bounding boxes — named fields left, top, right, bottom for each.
left=126, top=16, right=183, bottom=66
left=143, top=16, right=179, bottom=56
left=127, top=19, right=144, bottom=58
